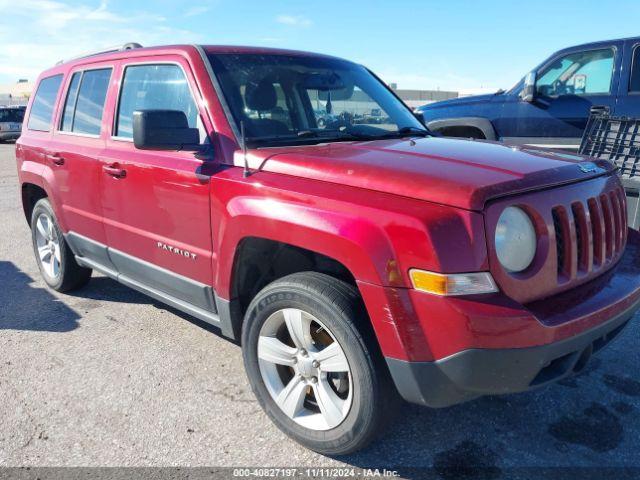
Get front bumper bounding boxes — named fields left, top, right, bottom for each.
left=0, top=131, right=20, bottom=141
left=386, top=298, right=637, bottom=407
left=376, top=228, right=640, bottom=408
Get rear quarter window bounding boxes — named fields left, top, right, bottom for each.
left=27, top=74, right=63, bottom=132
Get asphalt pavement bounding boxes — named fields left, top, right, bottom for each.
left=1, top=143, right=639, bottom=478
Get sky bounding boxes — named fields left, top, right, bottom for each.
left=1, top=0, right=639, bottom=92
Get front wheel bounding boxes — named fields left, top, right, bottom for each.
left=242, top=272, right=395, bottom=454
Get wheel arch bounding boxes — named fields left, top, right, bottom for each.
left=21, top=182, right=48, bottom=226
left=213, top=198, right=405, bottom=343
left=426, top=117, right=498, bottom=141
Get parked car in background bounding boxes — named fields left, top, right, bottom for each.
left=417, top=36, right=640, bottom=151
left=313, top=109, right=337, bottom=127
left=16, top=43, right=640, bottom=455
left=0, top=105, right=25, bottom=142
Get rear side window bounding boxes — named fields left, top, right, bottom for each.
left=630, top=46, right=640, bottom=92
left=60, top=68, right=112, bottom=135
left=27, top=75, right=63, bottom=131
left=115, top=64, right=198, bottom=138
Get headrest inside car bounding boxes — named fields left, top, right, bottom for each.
left=245, top=80, right=277, bottom=111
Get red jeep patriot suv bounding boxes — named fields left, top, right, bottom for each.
left=16, top=44, right=640, bottom=454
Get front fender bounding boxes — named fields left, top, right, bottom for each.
left=211, top=171, right=489, bottom=298
left=210, top=170, right=490, bottom=359
left=214, top=195, right=400, bottom=298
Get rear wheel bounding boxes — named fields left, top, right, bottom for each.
left=31, top=198, right=91, bottom=292
left=242, top=272, right=395, bottom=454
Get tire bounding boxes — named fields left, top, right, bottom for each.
left=242, top=272, right=396, bottom=454
left=31, top=198, right=92, bottom=292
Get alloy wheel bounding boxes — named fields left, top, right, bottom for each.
left=257, top=308, right=353, bottom=431
left=34, top=213, right=61, bottom=279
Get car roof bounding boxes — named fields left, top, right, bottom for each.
left=201, top=44, right=341, bottom=59
left=42, top=44, right=346, bottom=76
left=556, top=36, right=640, bottom=54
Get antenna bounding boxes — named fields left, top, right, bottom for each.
left=240, top=121, right=250, bottom=178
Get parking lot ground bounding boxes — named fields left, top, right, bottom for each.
left=1, top=143, right=640, bottom=477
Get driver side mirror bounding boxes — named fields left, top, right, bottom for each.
left=133, top=110, right=201, bottom=151
left=414, top=111, right=426, bottom=125
left=521, top=71, right=537, bottom=103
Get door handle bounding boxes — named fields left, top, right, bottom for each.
left=103, top=164, right=126, bottom=178
left=46, top=153, right=64, bottom=166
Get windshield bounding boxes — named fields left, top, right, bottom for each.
left=0, top=108, right=25, bottom=123
left=207, top=53, right=427, bottom=147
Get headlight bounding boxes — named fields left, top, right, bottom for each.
left=495, top=206, right=536, bottom=273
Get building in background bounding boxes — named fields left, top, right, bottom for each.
left=0, top=78, right=458, bottom=110
left=392, top=88, right=458, bottom=109
left=0, top=80, right=33, bottom=106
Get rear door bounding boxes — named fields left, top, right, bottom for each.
left=45, top=64, right=114, bottom=268
left=613, top=40, right=640, bottom=229
left=99, top=56, right=216, bottom=314
left=613, top=40, right=640, bottom=116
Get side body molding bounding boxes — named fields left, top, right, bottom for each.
left=65, top=232, right=238, bottom=338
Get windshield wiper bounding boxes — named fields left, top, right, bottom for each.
left=296, top=130, right=319, bottom=138
left=318, top=128, right=429, bottom=142
left=246, top=126, right=430, bottom=147
left=395, top=127, right=430, bottom=137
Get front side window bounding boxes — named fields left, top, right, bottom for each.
left=536, top=48, right=614, bottom=97
left=115, top=64, right=199, bottom=139
left=630, top=46, right=640, bottom=93
left=60, top=68, right=112, bottom=135
left=27, top=75, right=63, bottom=131
left=207, top=53, right=427, bottom=147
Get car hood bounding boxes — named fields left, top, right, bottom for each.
left=239, top=137, right=614, bottom=211
left=418, top=93, right=497, bottom=110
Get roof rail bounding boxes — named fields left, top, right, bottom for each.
left=55, top=42, right=143, bottom=65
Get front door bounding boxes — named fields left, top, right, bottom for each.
left=100, top=58, right=216, bottom=315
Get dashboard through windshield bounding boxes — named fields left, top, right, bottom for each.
left=207, top=53, right=427, bottom=147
